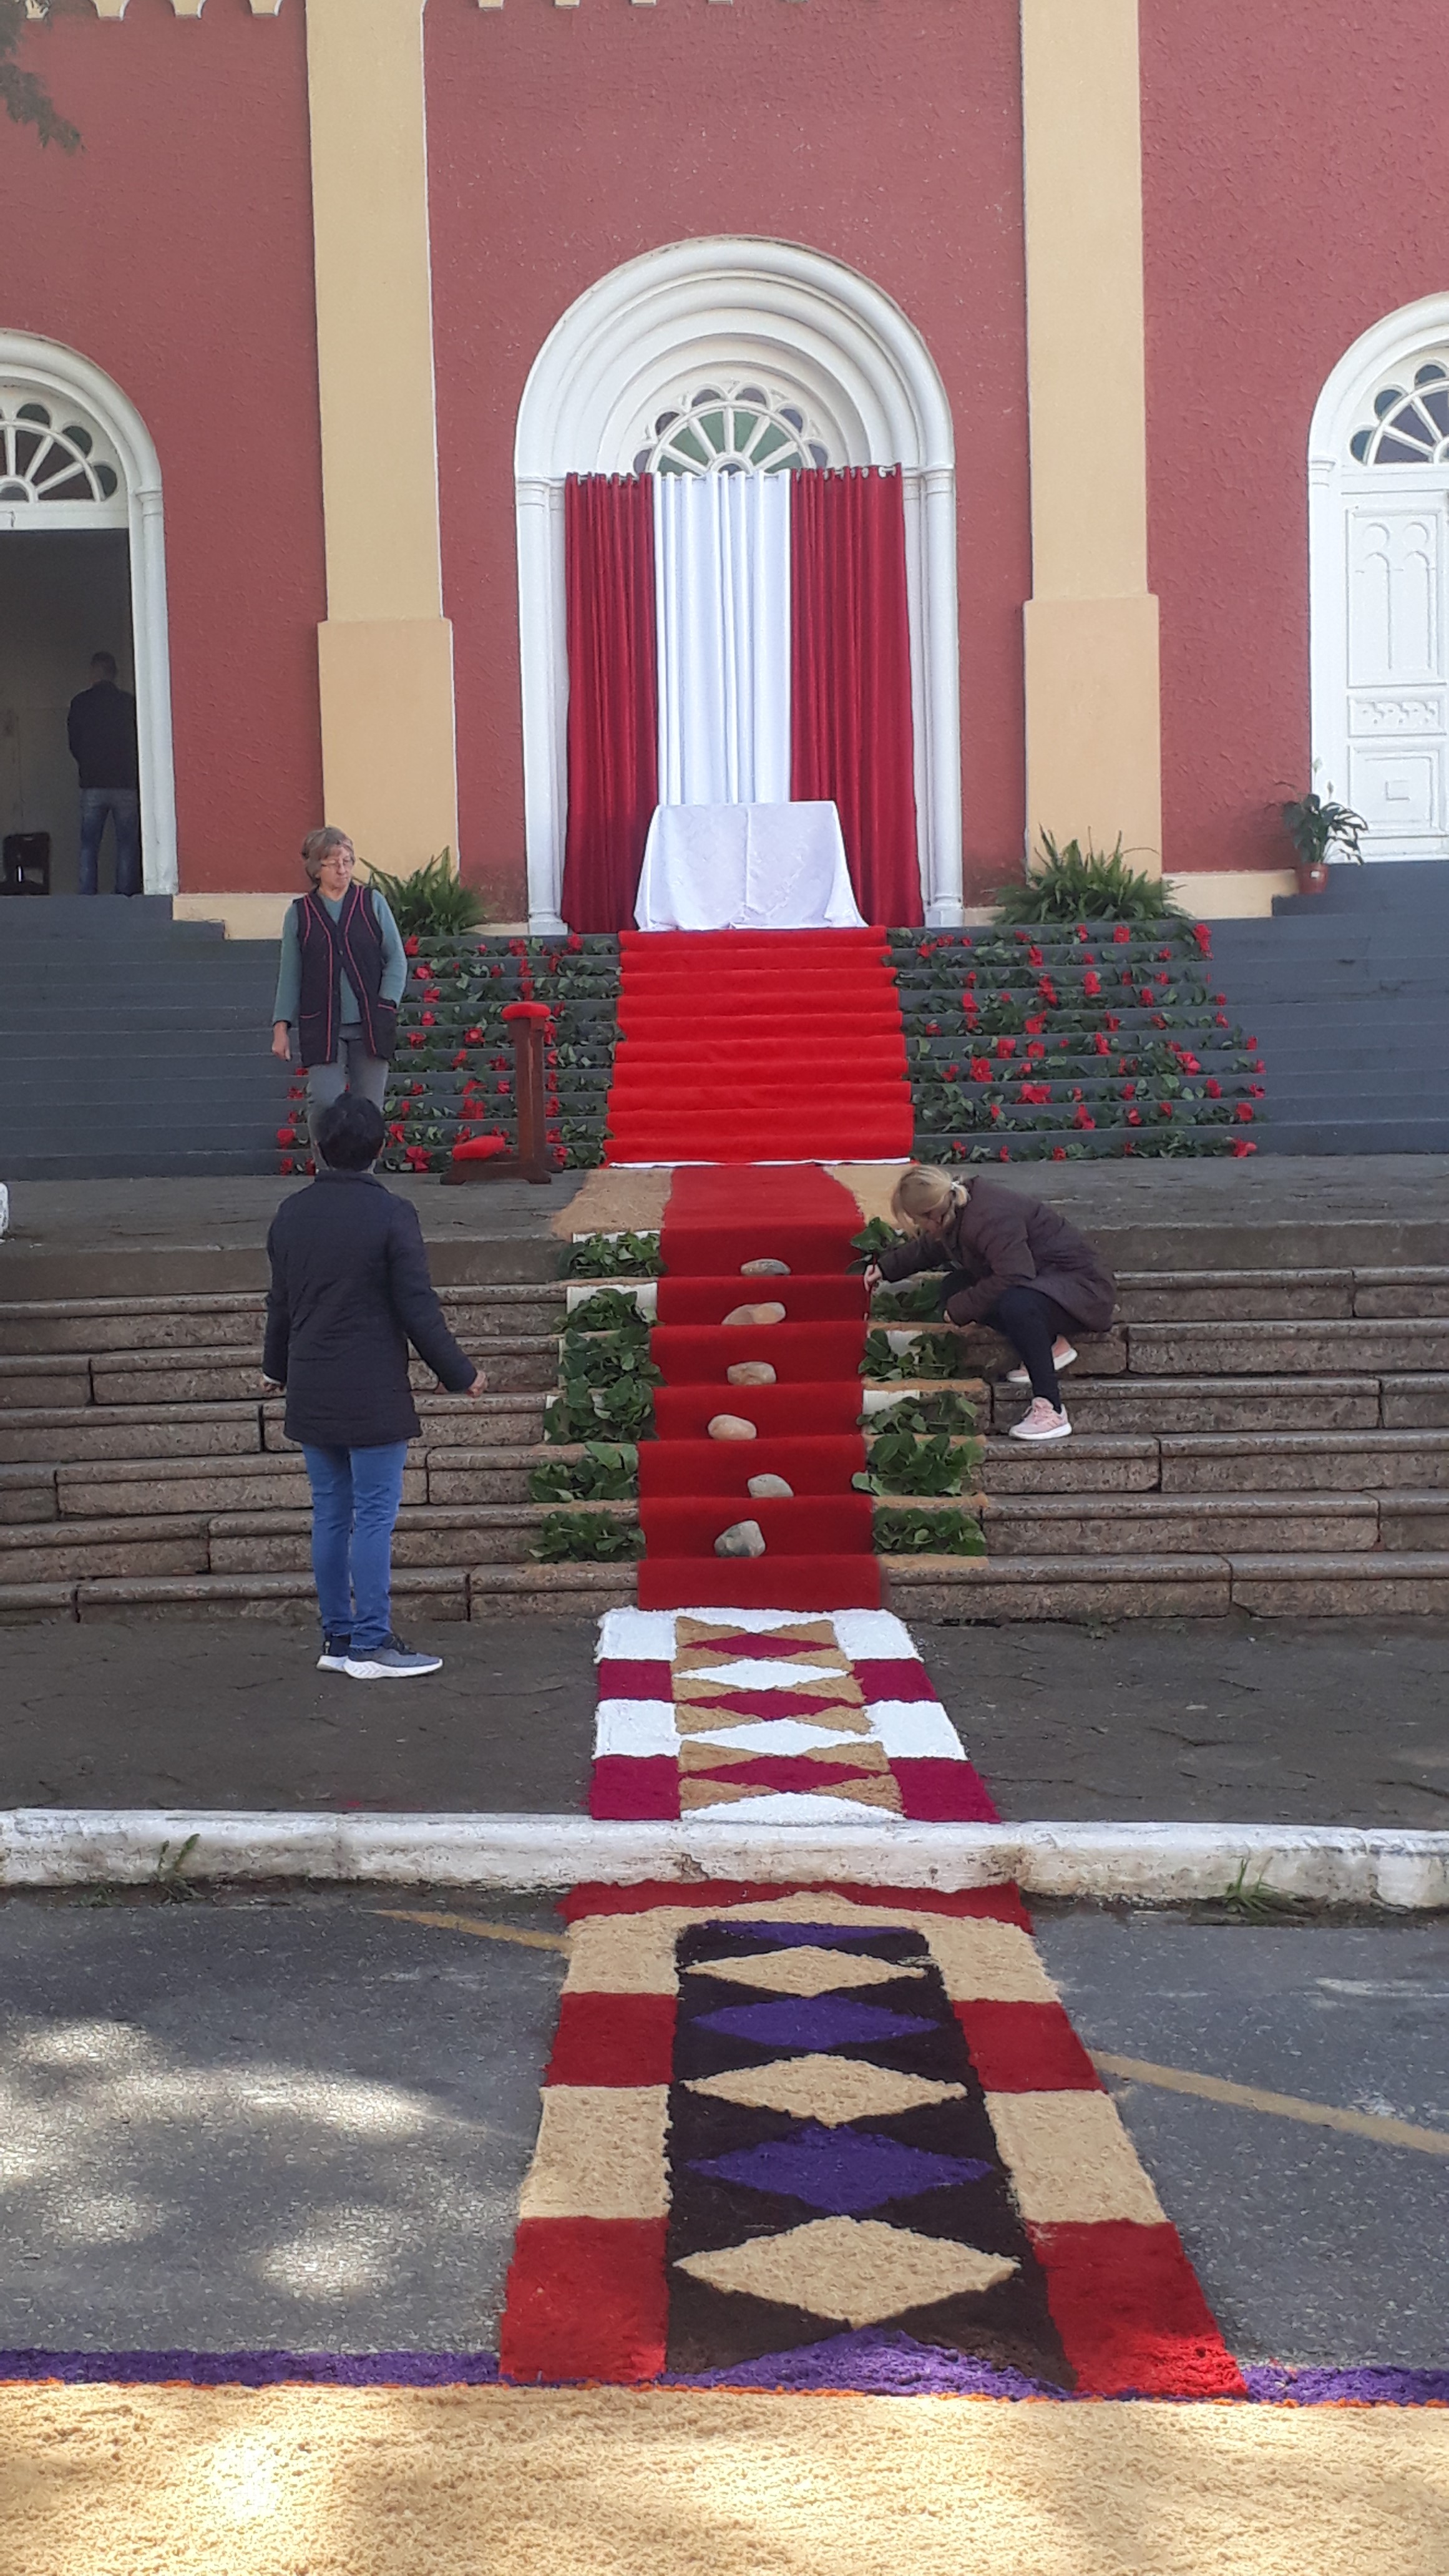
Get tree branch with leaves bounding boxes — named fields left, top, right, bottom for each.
left=1, top=0, right=81, bottom=154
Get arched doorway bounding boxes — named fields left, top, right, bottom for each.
left=0, top=332, right=176, bottom=894
left=514, top=238, right=962, bottom=930
left=1310, top=296, right=1449, bottom=862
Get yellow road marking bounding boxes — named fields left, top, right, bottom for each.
left=1094, top=2052, right=1449, bottom=2156
left=374, top=1906, right=568, bottom=1953
left=374, top=1911, right=1449, bottom=2154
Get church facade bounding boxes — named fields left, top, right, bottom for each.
left=3, top=0, right=1447, bottom=932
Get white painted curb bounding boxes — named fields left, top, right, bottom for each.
left=2, top=1813, right=1447, bottom=1907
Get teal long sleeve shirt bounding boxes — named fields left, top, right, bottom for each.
left=272, top=890, right=407, bottom=1028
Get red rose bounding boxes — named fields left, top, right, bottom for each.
left=421, top=1011, right=436, bottom=1027
left=1246, top=1035, right=1258, bottom=1048
left=1070, top=1086, right=1083, bottom=1101
left=1082, top=972, right=1101, bottom=998
left=969, top=1057, right=993, bottom=1081
left=1020, top=1083, right=1051, bottom=1105
left=1249, top=1083, right=1266, bottom=1098
left=1151, top=1013, right=1168, bottom=1029
left=1157, top=947, right=1171, bottom=962
left=1113, top=925, right=1131, bottom=944
left=1215, top=1013, right=1229, bottom=1028
left=1158, top=1101, right=1173, bottom=1120
left=1120, top=1083, right=1136, bottom=1100
left=1028, top=945, right=1045, bottom=967
left=1193, top=924, right=1212, bottom=954
left=944, top=1063, right=959, bottom=1080
left=1126, top=1108, right=1141, bottom=1126
left=1093, top=1034, right=1110, bottom=1056
left=404, top=935, right=420, bottom=957
left=1234, top=1103, right=1254, bottom=1123
left=276, top=1126, right=296, bottom=1146
left=927, top=1021, right=941, bottom=1037
left=1204, top=1078, right=1222, bottom=1099
left=1232, top=1139, right=1257, bottom=1157
left=1212, top=993, right=1226, bottom=1005
left=994, top=1037, right=1017, bottom=1058
left=567, top=934, right=582, bottom=952
left=998, top=1146, right=1012, bottom=1161
left=1071, top=1108, right=1096, bottom=1129
left=1027, top=1042, right=1046, bottom=1060
left=1024, top=1014, right=1046, bottom=1035
left=1051, top=1146, right=1067, bottom=1159
left=451, top=1051, right=467, bottom=1070
left=466, top=1027, right=483, bottom=1045
left=278, top=1155, right=295, bottom=1174
left=964, top=972, right=978, bottom=988
left=408, top=1032, right=424, bottom=1048
left=1178, top=1054, right=1201, bottom=1075
left=1105, top=1015, right=1121, bottom=1032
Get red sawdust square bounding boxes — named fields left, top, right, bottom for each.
left=954, top=1999, right=1103, bottom=2092
left=545, top=1993, right=677, bottom=2089
left=1028, top=2218, right=1246, bottom=2398
left=500, top=2217, right=669, bottom=2384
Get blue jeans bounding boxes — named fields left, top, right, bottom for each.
left=78, top=788, right=142, bottom=896
left=301, top=1440, right=409, bottom=1652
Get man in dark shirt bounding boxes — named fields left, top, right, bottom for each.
left=261, top=1093, right=485, bottom=1678
left=67, top=651, right=140, bottom=895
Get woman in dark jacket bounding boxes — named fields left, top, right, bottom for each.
left=866, top=1164, right=1115, bottom=1443
left=262, top=1093, right=485, bottom=1676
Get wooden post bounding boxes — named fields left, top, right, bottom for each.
left=441, top=1003, right=554, bottom=1185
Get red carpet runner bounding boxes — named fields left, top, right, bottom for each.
left=638, top=1166, right=881, bottom=1613
left=605, top=928, right=913, bottom=1164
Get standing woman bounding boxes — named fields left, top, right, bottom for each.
left=865, top=1164, right=1116, bottom=1443
left=271, top=828, right=408, bottom=1160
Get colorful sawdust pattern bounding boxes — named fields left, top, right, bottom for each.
left=499, top=1880, right=1244, bottom=2397
left=588, top=1607, right=997, bottom=1823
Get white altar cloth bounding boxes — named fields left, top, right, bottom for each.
left=634, top=800, right=864, bottom=932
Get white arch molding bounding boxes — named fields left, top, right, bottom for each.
left=0, top=331, right=178, bottom=894
left=1309, top=295, right=1449, bottom=862
left=514, top=237, right=964, bottom=931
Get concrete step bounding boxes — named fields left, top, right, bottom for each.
left=990, top=1375, right=1388, bottom=1434
left=0, top=1392, right=547, bottom=1465
left=0, top=1564, right=635, bottom=1625
left=884, top=1549, right=1449, bottom=1621
left=978, top=1427, right=1449, bottom=1495
left=1121, top=1319, right=1449, bottom=1375
left=982, top=1488, right=1381, bottom=1556
left=1256, top=1120, right=1449, bottom=1156
left=0, top=1285, right=567, bottom=1357
left=0, top=1337, right=560, bottom=1409
left=204, top=1500, right=635, bottom=1575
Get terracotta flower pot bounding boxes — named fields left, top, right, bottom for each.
left=1295, top=858, right=1329, bottom=895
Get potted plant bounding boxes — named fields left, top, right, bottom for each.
left=1281, top=793, right=1366, bottom=895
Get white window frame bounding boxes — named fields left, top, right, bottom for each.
left=0, top=331, right=178, bottom=894
left=1309, top=294, right=1449, bottom=861
left=514, top=237, right=962, bottom=932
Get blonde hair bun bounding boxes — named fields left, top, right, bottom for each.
left=890, top=1163, right=967, bottom=1232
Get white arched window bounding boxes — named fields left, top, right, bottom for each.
left=0, top=333, right=177, bottom=892
left=514, top=238, right=962, bottom=931
left=1310, top=298, right=1449, bottom=862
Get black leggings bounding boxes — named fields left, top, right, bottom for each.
left=940, top=1274, right=1075, bottom=1407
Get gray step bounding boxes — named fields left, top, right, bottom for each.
left=983, top=1489, right=1381, bottom=1556
left=884, top=1549, right=1449, bottom=1621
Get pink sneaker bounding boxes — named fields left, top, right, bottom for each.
left=1007, top=1397, right=1072, bottom=1443
left=1007, top=1340, right=1076, bottom=1386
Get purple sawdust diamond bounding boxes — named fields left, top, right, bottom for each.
left=688, top=2122, right=993, bottom=2216
left=715, top=1925, right=899, bottom=1949
left=696, top=1996, right=935, bottom=2052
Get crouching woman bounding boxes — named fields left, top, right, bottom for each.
left=866, top=1164, right=1115, bottom=1443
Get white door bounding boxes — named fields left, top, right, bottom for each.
left=1339, top=479, right=1449, bottom=857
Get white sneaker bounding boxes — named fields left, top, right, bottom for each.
left=1007, top=1340, right=1076, bottom=1386
left=1007, top=1398, right=1072, bottom=1443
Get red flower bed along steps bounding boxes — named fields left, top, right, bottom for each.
left=604, top=929, right=913, bottom=1165
left=638, top=1165, right=882, bottom=1614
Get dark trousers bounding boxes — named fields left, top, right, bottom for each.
left=941, top=1272, right=1075, bottom=1407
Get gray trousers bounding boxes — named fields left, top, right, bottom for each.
left=306, top=1030, right=389, bottom=1155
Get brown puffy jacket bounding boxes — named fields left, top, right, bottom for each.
left=876, top=1176, right=1116, bottom=1332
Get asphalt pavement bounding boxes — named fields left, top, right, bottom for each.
left=0, top=1893, right=1444, bottom=2369
left=2, top=1611, right=1447, bottom=1828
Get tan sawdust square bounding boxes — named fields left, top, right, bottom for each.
left=687, top=2054, right=967, bottom=2126
left=985, top=2091, right=1167, bottom=2227
left=517, top=2084, right=670, bottom=2221
left=684, top=1946, right=927, bottom=1998
left=675, top=2215, right=1018, bottom=2328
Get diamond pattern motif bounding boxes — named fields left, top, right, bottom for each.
left=689, top=2122, right=992, bottom=2215
left=685, top=1946, right=926, bottom=1999
left=675, top=2218, right=1018, bottom=2328
left=686, top=2054, right=967, bottom=2127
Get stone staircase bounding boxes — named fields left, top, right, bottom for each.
left=1211, top=861, right=1449, bottom=1154
left=0, top=896, right=289, bottom=1179
left=2, top=1257, right=1448, bottom=1625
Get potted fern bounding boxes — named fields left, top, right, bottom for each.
left=1281, top=793, right=1366, bottom=895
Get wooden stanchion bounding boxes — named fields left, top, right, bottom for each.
left=441, top=1003, right=554, bottom=1186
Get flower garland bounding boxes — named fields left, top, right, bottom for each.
left=890, top=920, right=1264, bottom=1161
left=276, top=932, right=620, bottom=1176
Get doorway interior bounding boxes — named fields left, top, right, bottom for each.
left=0, top=529, right=133, bottom=896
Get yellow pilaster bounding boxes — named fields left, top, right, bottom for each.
left=1020, top=0, right=1162, bottom=871
left=306, top=0, right=458, bottom=873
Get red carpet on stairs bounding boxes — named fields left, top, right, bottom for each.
left=638, top=1165, right=882, bottom=1612
left=605, top=928, right=913, bottom=1164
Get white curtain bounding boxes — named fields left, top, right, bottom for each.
left=654, top=471, right=792, bottom=806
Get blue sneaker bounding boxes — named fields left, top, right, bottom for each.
left=317, top=1634, right=352, bottom=1672
left=342, top=1634, right=443, bottom=1681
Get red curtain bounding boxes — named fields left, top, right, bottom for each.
left=560, top=475, right=658, bottom=934
left=791, top=467, right=922, bottom=928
